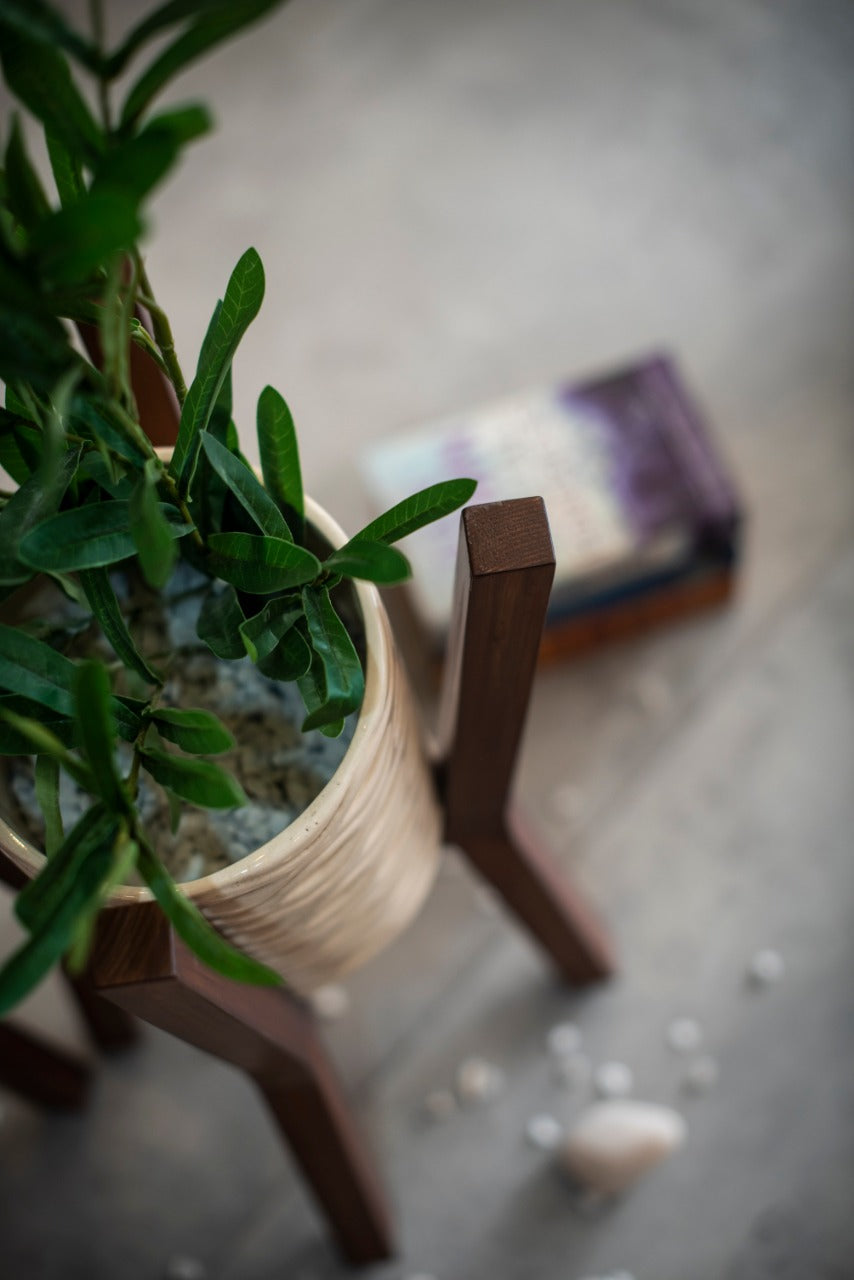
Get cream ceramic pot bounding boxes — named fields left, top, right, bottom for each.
left=0, top=496, right=443, bottom=993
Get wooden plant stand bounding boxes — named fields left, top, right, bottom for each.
left=0, top=342, right=614, bottom=1264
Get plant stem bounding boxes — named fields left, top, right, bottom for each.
left=136, top=257, right=188, bottom=406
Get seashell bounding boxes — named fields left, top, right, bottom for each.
left=559, top=1100, right=686, bottom=1193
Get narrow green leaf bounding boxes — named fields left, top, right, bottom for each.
left=196, top=584, right=246, bottom=659
left=19, top=498, right=189, bottom=573
left=0, top=828, right=114, bottom=1015
left=74, top=661, right=126, bottom=813
left=0, top=700, right=77, bottom=755
left=120, top=0, right=285, bottom=128
left=170, top=248, right=265, bottom=484
left=200, top=431, right=291, bottom=539
left=29, top=191, right=143, bottom=286
left=5, top=113, right=50, bottom=232
left=79, top=568, right=160, bottom=684
left=257, top=385, right=303, bottom=537
left=257, top=624, right=312, bottom=682
left=206, top=531, right=319, bottom=595
left=239, top=596, right=301, bottom=663
left=151, top=707, right=234, bottom=755
left=300, top=585, right=364, bottom=731
left=0, top=28, right=103, bottom=165
left=0, top=707, right=91, bottom=785
left=107, top=1, right=244, bottom=76
left=323, top=539, right=411, bottom=585
left=0, top=409, right=41, bottom=483
left=45, top=126, right=85, bottom=207
left=353, top=478, right=478, bottom=546
left=129, top=459, right=179, bottom=588
left=15, top=802, right=116, bottom=933
left=0, top=445, right=79, bottom=585
left=0, top=1, right=103, bottom=73
left=0, top=629, right=141, bottom=744
left=34, top=753, right=62, bottom=856
left=141, top=747, right=247, bottom=809
left=136, top=838, right=281, bottom=986
left=91, top=105, right=212, bottom=204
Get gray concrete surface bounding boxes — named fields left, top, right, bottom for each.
left=1, top=0, right=853, bottom=1277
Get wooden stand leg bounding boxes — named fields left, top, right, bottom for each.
left=0, top=1020, right=90, bottom=1109
left=89, top=903, right=395, bottom=1266
left=436, top=498, right=616, bottom=985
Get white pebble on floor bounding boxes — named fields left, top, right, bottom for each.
left=455, top=1057, right=504, bottom=1103
left=308, top=983, right=351, bottom=1020
left=594, top=1061, right=634, bottom=1099
left=525, top=1113, right=564, bottom=1150
left=546, top=1021, right=583, bottom=1057
left=747, top=948, right=785, bottom=987
left=666, top=1016, right=703, bottom=1054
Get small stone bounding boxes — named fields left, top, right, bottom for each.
left=525, top=1113, right=564, bottom=1151
left=666, top=1016, right=703, bottom=1054
left=594, top=1061, right=634, bottom=1100
left=747, top=948, right=785, bottom=988
left=309, top=984, right=351, bottom=1020
left=546, top=1021, right=583, bottom=1057
left=559, top=1100, right=687, bottom=1194
left=422, top=1089, right=457, bottom=1122
left=553, top=1052, right=592, bottom=1092
left=550, top=783, right=586, bottom=824
left=164, top=1257, right=207, bottom=1280
left=455, top=1057, right=504, bottom=1104
left=682, top=1055, right=720, bottom=1096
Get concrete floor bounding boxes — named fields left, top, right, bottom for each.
left=2, top=0, right=854, bottom=1276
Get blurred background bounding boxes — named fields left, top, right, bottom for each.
left=1, top=0, right=853, bottom=1277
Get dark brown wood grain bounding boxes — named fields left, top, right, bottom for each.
left=436, top=498, right=616, bottom=984
left=0, top=1020, right=91, bottom=1109
left=90, top=904, right=394, bottom=1264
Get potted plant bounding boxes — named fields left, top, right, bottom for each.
left=0, top=0, right=475, bottom=1011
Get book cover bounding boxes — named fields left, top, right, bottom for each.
left=361, top=353, right=742, bottom=655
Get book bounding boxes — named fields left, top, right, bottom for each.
left=361, top=353, right=742, bottom=663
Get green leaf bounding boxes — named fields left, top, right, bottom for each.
left=239, top=596, right=301, bottom=663
left=200, top=431, right=291, bottom=539
left=0, top=409, right=41, bottom=483
left=91, top=104, right=212, bottom=204
left=45, top=126, right=85, bottom=207
left=0, top=628, right=141, bottom=744
left=257, top=624, right=311, bottom=682
left=107, top=1, right=246, bottom=76
left=0, top=1, right=103, bottom=73
left=19, top=498, right=190, bottom=573
left=15, top=802, right=116, bottom=934
left=34, top=752, right=62, bottom=856
left=0, top=823, right=114, bottom=1015
left=0, top=444, right=79, bottom=585
left=140, top=747, right=247, bottom=809
left=323, top=539, right=411, bottom=585
left=120, top=0, right=285, bottom=128
left=0, top=302, right=78, bottom=392
left=74, top=661, right=126, bottom=813
left=257, top=385, right=303, bottom=538
left=129, top=459, right=179, bottom=588
left=206, top=531, right=319, bottom=595
left=299, top=585, right=364, bottom=731
left=79, top=567, right=161, bottom=684
left=136, top=837, right=281, bottom=987
left=353, top=478, right=478, bottom=546
left=151, top=707, right=234, bottom=755
left=29, top=191, right=143, bottom=286
left=170, top=247, right=265, bottom=484
left=4, top=113, right=50, bottom=232
left=0, top=700, right=76, bottom=755
left=196, top=584, right=246, bottom=659
left=0, top=28, right=103, bottom=166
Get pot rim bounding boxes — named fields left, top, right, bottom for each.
left=0, top=494, right=390, bottom=903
